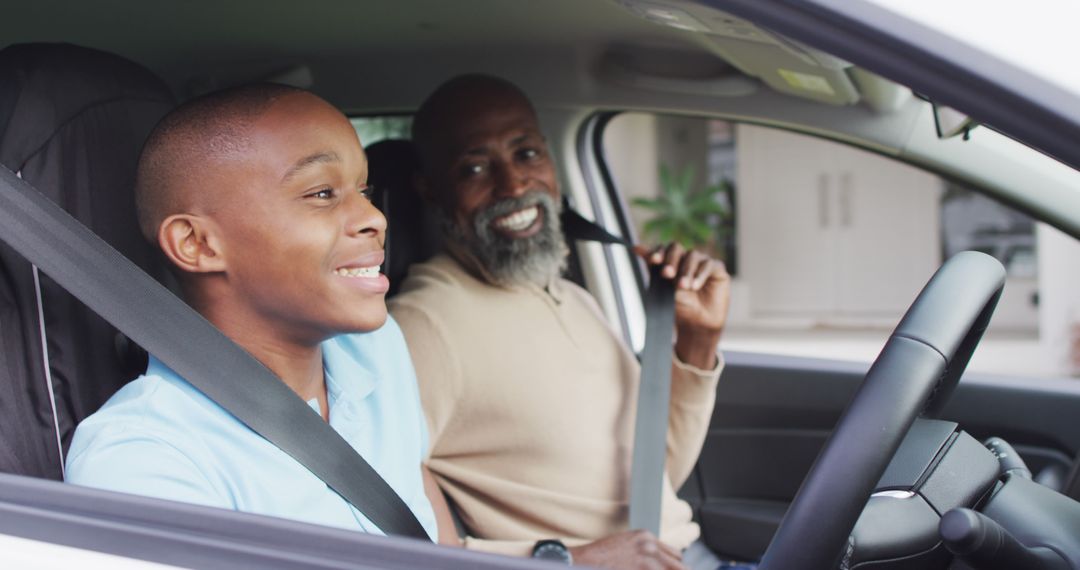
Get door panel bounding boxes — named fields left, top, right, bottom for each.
left=687, top=350, right=1080, bottom=560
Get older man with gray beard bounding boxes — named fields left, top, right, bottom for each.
left=388, top=74, right=733, bottom=570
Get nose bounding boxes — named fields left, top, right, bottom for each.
left=346, top=188, right=387, bottom=239
left=492, top=160, right=530, bottom=199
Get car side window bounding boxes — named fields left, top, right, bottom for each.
left=599, top=113, right=1052, bottom=378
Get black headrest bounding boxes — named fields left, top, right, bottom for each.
left=0, top=43, right=175, bottom=269
left=366, top=139, right=443, bottom=297
left=0, top=43, right=175, bottom=479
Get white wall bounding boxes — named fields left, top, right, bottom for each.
left=1037, top=223, right=1080, bottom=375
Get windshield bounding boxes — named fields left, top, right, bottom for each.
left=865, top=0, right=1080, bottom=95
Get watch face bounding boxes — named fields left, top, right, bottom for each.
left=532, top=540, right=572, bottom=564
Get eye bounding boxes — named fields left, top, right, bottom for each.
left=518, top=147, right=541, bottom=161
left=358, top=185, right=375, bottom=200
left=461, top=162, right=487, bottom=178
left=305, top=187, right=336, bottom=200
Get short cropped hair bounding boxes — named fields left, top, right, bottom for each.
left=134, top=83, right=305, bottom=242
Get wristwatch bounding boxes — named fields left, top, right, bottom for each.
left=531, top=539, right=573, bottom=565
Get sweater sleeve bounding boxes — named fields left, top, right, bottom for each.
left=665, top=353, right=723, bottom=488
left=388, top=302, right=464, bottom=458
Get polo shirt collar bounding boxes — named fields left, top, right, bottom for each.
left=516, top=274, right=564, bottom=304
left=543, top=275, right=565, bottom=303
left=313, top=337, right=377, bottom=419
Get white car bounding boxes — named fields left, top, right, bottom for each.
left=1, top=1, right=1078, bottom=568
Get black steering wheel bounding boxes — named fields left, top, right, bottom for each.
left=758, top=251, right=1006, bottom=570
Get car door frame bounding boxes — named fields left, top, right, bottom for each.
left=5, top=0, right=1080, bottom=567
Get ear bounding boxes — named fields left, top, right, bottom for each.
left=157, top=214, right=227, bottom=274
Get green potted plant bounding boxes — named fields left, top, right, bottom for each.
left=632, top=163, right=731, bottom=254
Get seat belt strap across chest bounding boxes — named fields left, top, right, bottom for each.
left=562, top=205, right=676, bottom=536
left=0, top=165, right=430, bottom=540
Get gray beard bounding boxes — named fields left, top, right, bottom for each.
left=442, top=191, right=568, bottom=287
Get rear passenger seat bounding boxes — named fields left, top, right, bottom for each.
left=0, top=43, right=175, bottom=479
left=365, top=139, right=443, bottom=297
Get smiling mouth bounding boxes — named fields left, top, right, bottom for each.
left=492, top=205, right=540, bottom=232
left=334, top=265, right=381, bottom=278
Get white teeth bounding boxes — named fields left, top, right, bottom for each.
left=494, top=206, right=539, bottom=232
left=335, top=265, right=381, bottom=278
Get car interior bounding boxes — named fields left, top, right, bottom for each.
left=2, top=1, right=1080, bottom=569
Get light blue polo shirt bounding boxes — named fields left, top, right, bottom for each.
left=65, top=316, right=438, bottom=540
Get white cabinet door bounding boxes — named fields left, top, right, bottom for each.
left=832, top=145, right=943, bottom=316
left=737, top=124, right=942, bottom=322
left=737, top=125, right=837, bottom=315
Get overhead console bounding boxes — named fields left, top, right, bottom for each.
left=611, top=0, right=911, bottom=112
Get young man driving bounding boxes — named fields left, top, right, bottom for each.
left=65, top=84, right=456, bottom=544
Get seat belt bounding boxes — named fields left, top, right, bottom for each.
left=561, top=205, right=677, bottom=536
left=0, top=165, right=430, bottom=540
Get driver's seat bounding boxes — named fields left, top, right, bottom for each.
left=0, top=43, right=175, bottom=479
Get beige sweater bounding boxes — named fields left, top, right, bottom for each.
left=389, top=254, right=721, bottom=556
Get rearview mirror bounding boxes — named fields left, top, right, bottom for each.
left=932, top=102, right=978, bottom=140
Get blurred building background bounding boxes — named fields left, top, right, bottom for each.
left=603, top=114, right=1080, bottom=379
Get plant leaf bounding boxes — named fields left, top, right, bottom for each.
left=696, top=201, right=729, bottom=216
left=643, top=218, right=666, bottom=235
left=632, top=197, right=668, bottom=212
left=659, top=164, right=673, bottom=195
left=678, top=164, right=695, bottom=195
left=688, top=219, right=714, bottom=242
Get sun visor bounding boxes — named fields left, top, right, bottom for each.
left=598, top=45, right=759, bottom=97
left=613, top=0, right=863, bottom=106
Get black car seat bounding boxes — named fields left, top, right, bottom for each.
left=0, top=43, right=175, bottom=479
left=365, top=139, right=444, bottom=297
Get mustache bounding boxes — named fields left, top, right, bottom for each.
left=439, top=189, right=567, bottom=286
left=472, top=190, right=559, bottom=235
